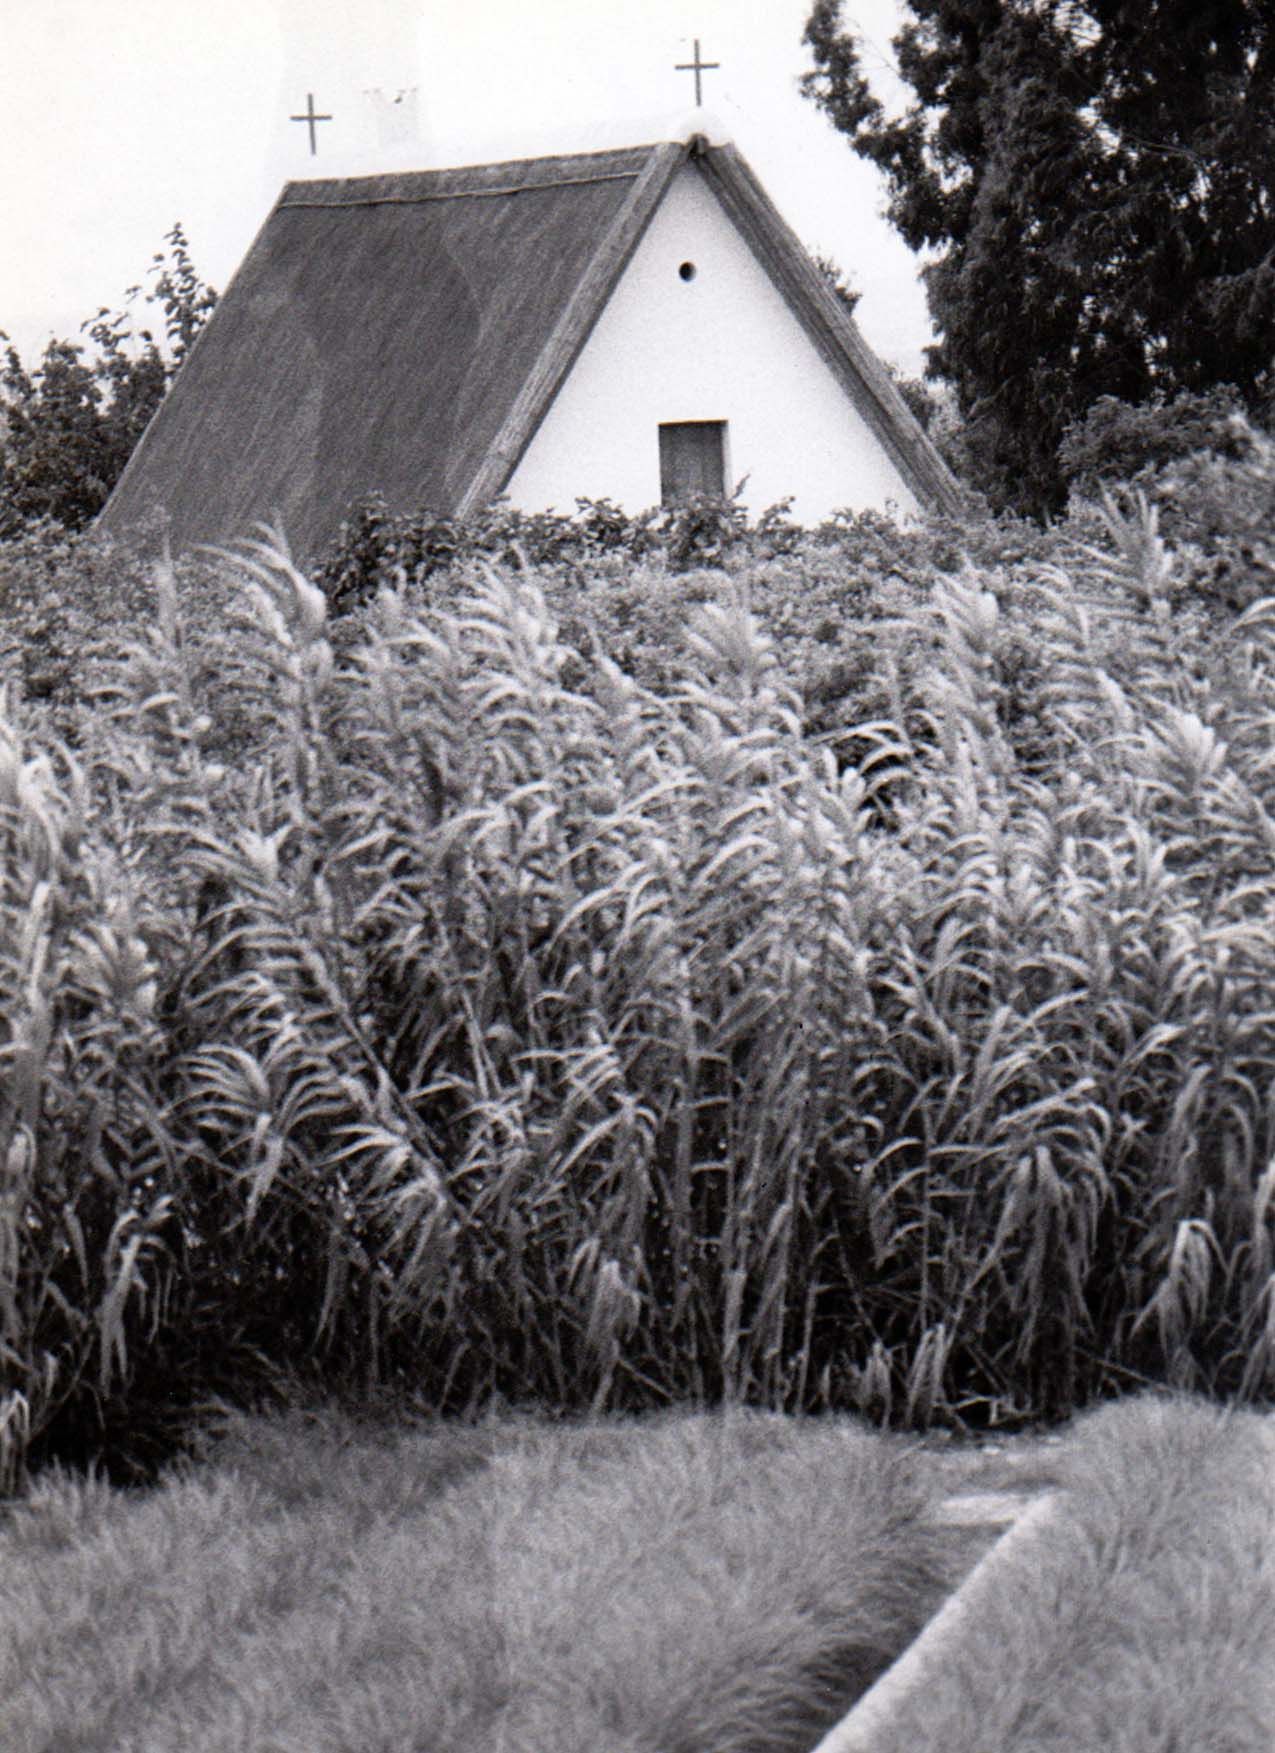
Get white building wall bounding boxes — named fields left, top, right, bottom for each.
left=504, top=162, right=919, bottom=524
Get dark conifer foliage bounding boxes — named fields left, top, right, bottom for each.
left=802, top=1, right=1275, bottom=511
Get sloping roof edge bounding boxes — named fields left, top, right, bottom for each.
left=98, top=191, right=287, bottom=544
left=692, top=141, right=963, bottom=517
left=458, top=139, right=689, bottom=516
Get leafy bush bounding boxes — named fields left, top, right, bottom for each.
left=1057, top=387, right=1256, bottom=497
left=1133, top=425, right=1275, bottom=617
left=0, top=518, right=246, bottom=757
left=317, top=495, right=1064, bottom=770
left=0, top=522, right=155, bottom=725
left=315, top=491, right=802, bottom=615
left=0, top=225, right=216, bottom=538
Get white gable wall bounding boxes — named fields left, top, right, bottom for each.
left=504, top=162, right=919, bottom=524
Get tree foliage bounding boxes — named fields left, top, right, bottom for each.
left=801, top=0, right=1275, bottom=512
left=811, top=249, right=863, bottom=318
left=0, top=224, right=216, bottom=536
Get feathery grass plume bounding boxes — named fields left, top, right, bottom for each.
left=0, top=702, right=179, bottom=1488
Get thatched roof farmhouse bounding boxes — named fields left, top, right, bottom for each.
left=101, top=127, right=960, bottom=556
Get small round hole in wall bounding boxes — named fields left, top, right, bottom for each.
left=678, top=260, right=697, bottom=282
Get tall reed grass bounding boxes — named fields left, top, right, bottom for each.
left=5, top=496, right=1275, bottom=1485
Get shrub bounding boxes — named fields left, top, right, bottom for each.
left=1057, top=387, right=1254, bottom=497
left=0, top=225, right=216, bottom=539
left=315, top=490, right=805, bottom=616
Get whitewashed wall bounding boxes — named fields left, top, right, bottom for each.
left=504, top=162, right=919, bottom=524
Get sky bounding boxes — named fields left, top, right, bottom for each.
left=1, top=0, right=930, bottom=376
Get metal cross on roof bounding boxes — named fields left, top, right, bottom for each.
left=290, top=93, right=333, bottom=156
left=675, top=38, right=720, bottom=106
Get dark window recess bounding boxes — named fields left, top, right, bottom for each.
left=659, top=420, right=726, bottom=505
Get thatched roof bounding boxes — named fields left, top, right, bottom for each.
left=100, top=135, right=960, bottom=557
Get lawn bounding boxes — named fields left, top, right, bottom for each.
left=0, top=1405, right=963, bottom=1753
left=4, top=1389, right=1274, bottom=1750
left=830, top=1394, right=1275, bottom=1753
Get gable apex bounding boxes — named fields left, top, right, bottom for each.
left=691, top=144, right=960, bottom=514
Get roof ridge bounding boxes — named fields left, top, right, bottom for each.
left=280, top=143, right=670, bottom=206
left=279, top=169, right=643, bottom=210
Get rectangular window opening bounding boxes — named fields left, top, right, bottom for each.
left=659, top=420, right=727, bottom=507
